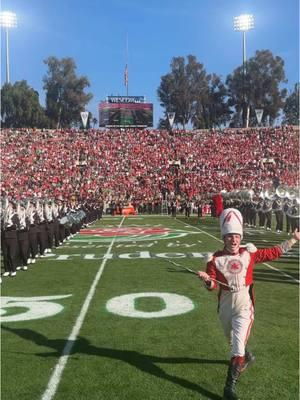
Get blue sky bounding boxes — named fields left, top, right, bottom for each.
left=1, top=0, right=299, bottom=127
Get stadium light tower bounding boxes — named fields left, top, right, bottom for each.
left=0, top=11, right=17, bottom=84
left=233, top=14, right=254, bottom=128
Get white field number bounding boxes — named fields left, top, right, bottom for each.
left=0, top=292, right=195, bottom=322
left=106, top=292, right=194, bottom=318
left=0, top=295, right=72, bottom=322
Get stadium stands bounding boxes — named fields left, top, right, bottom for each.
left=1, top=126, right=298, bottom=204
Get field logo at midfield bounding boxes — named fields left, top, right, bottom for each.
left=71, top=226, right=196, bottom=243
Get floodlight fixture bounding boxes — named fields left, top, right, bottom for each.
left=233, top=14, right=254, bottom=32
left=233, top=14, right=254, bottom=128
left=0, top=11, right=17, bottom=28
left=0, top=11, right=17, bottom=84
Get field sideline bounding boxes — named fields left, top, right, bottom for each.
left=1, top=214, right=299, bottom=400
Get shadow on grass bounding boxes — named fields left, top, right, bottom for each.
left=2, top=326, right=225, bottom=399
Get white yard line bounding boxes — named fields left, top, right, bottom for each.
left=175, top=217, right=299, bottom=284
left=41, top=216, right=126, bottom=400
left=261, top=262, right=300, bottom=283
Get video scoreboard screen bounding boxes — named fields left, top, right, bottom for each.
left=99, top=96, right=153, bottom=128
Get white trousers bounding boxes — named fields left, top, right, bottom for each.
left=218, top=287, right=254, bottom=357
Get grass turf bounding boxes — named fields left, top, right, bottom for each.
left=1, top=214, right=299, bottom=399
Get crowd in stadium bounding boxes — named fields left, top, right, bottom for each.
left=1, top=125, right=298, bottom=204
left=1, top=125, right=299, bottom=278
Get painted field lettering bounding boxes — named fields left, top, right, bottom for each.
left=106, top=292, right=194, bottom=318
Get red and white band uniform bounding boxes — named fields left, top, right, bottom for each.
left=204, top=243, right=284, bottom=357
left=198, top=207, right=299, bottom=399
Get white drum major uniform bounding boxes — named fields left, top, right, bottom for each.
left=198, top=208, right=300, bottom=400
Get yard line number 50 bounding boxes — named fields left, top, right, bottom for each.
left=1, top=292, right=195, bottom=322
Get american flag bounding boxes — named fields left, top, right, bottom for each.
left=124, top=64, right=128, bottom=87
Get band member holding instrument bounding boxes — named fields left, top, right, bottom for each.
left=45, top=199, right=55, bottom=252
left=2, top=199, right=20, bottom=277
left=16, top=201, right=30, bottom=271
left=289, top=199, right=300, bottom=233
left=27, top=198, right=39, bottom=264
left=272, top=196, right=284, bottom=233
left=283, top=198, right=293, bottom=234
left=262, top=198, right=272, bottom=230
left=36, top=200, right=47, bottom=257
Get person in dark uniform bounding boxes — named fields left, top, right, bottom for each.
left=240, top=200, right=248, bottom=225
left=272, top=197, right=284, bottom=233
left=27, top=198, right=39, bottom=264
left=110, top=200, right=116, bottom=216
left=196, top=200, right=203, bottom=221
left=263, top=198, right=272, bottom=230
left=45, top=199, right=55, bottom=252
left=52, top=199, right=60, bottom=247
left=57, top=197, right=67, bottom=243
left=2, top=199, right=20, bottom=277
left=283, top=198, right=293, bottom=234
left=185, top=200, right=192, bottom=218
left=171, top=199, right=177, bottom=218
left=257, top=198, right=265, bottom=228
left=249, top=198, right=258, bottom=227
left=290, top=200, right=300, bottom=233
left=36, top=200, right=47, bottom=257
left=16, top=200, right=30, bottom=271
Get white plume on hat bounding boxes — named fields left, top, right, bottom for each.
left=220, top=208, right=243, bottom=239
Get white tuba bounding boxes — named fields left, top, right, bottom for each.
left=276, top=185, right=288, bottom=198
left=286, top=187, right=300, bottom=201
left=264, top=188, right=276, bottom=201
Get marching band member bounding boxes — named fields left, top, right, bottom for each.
left=2, top=199, right=20, bottom=277
left=57, top=196, right=67, bottom=244
left=248, top=197, right=258, bottom=227
left=272, top=196, right=284, bottom=233
left=44, top=199, right=54, bottom=252
left=198, top=208, right=300, bottom=400
left=16, top=200, right=30, bottom=271
left=27, top=198, right=39, bottom=264
left=239, top=199, right=248, bottom=225
left=262, top=198, right=272, bottom=230
left=256, top=198, right=265, bottom=228
left=36, top=200, right=47, bottom=257
left=170, top=198, right=177, bottom=218
left=283, top=197, right=293, bottom=234
left=52, top=198, right=61, bottom=247
left=289, top=199, right=300, bottom=233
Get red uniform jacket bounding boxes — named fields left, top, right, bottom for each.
left=206, top=244, right=283, bottom=293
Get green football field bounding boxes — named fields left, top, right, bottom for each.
left=1, top=215, right=299, bottom=400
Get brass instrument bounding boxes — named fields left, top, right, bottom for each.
left=264, top=188, right=276, bottom=201
left=275, top=185, right=288, bottom=198
left=286, top=187, right=300, bottom=202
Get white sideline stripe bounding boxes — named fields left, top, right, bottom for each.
left=175, top=217, right=299, bottom=284
left=41, top=216, right=126, bottom=400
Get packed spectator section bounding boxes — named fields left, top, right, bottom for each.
left=1, top=126, right=298, bottom=204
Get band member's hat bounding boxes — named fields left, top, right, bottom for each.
left=220, top=208, right=243, bottom=239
